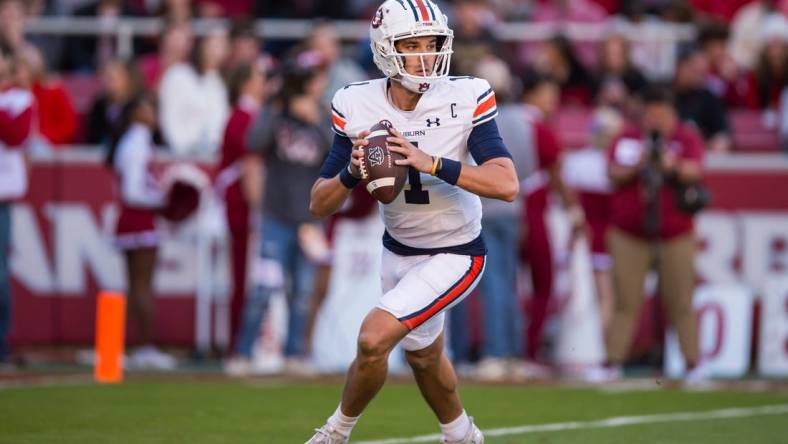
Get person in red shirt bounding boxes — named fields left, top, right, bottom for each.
left=16, top=45, right=78, bottom=146
left=0, top=44, right=33, bottom=365
left=596, top=85, right=705, bottom=383
left=520, top=72, right=584, bottom=363
left=216, top=59, right=266, bottom=353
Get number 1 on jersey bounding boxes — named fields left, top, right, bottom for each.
left=403, top=141, right=430, bottom=204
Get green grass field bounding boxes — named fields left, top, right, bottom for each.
left=1, top=376, right=786, bottom=443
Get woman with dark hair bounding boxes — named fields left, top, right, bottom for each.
left=747, top=19, right=788, bottom=110
left=534, top=35, right=594, bottom=107
left=215, top=59, right=266, bottom=354
left=158, top=27, right=229, bottom=155
left=592, top=34, right=647, bottom=111
left=86, top=58, right=144, bottom=145
left=225, top=50, right=331, bottom=376
left=107, top=94, right=175, bottom=370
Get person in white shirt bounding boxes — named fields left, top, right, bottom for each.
left=106, top=94, right=175, bottom=370
left=159, top=28, right=229, bottom=156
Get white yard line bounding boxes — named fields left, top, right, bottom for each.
left=356, top=404, right=788, bottom=444
left=0, top=375, right=93, bottom=390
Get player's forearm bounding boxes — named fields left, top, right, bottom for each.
left=309, top=176, right=352, bottom=219
left=455, top=157, right=519, bottom=202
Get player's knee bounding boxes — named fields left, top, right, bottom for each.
left=357, top=332, right=390, bottom=362
left=405, top=349, right=440, bottom=372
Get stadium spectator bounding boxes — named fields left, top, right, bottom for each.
left=729, top=0, right=788, bottom=70
left=159, top=0, right=194, bottom=24
left=562, top=107, right=624, bottom=338
left=62, top=0, right=146, bottom=72
left=216, top=59, right=266, bottom=353
left=303, top=186, right=377, bottom=358
left=305, top=20, right=368, bottom=107
left=532, top=0, right=610, bottom=23
left=226, top=19, right=262, bottom=70
left=450, top=0, right=500, bottom=76
left=746, top=14, right=788, bottom=110
left=85, top=58, right=144, bottom=146
left=253, top=0, right=353, bottom=19
left=592, top=34, right=647, bottom=112
left=594, top=85, right=704, bottom=384
left=198, top=0, right=253, bottom=18
left=0, top=0, right=62, bottom=72
left=781, top=86, right=788, bottom=151
left=226, top=49, right=331, bottom=376
left=0, top=44, right=33, bottom=368
left=697, top=21, right=749, bottom=108
left=688, top=0, right=753, bottom=23
left=531, top=0, right=609, bottom=67
left=138, top=21, right=194, bottom=90
left=673, top=46, right=732, bottom=152
left=533, top=35, right=594, bottom=107
left=106, top=94, right=175, bottom=370
left=159, top=27, right=229, bottom=155
left=519, top=72, right=584, bottom=365
left=16, top=45, right=79, bottom=147
left=468, top=55, right=529, bottom=381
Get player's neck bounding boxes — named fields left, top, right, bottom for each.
left=388, top=80, right=421, bottom=112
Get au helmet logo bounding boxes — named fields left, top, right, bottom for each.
left=368, top=146, right=385, bottom=167
left=371, top=7, right=384, bottom=29
left=418, top=82, right=430, bottom=92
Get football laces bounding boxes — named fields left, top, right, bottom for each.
left=359, top=148, right=370, bottom=180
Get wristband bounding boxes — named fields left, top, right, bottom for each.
left=339, top=164, right=361, bottom=189
left=429, top=156, right=441, bottom=176
left=435, top=158, right=461, bottom=185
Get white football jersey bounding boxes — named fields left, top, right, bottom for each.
left=330, top=76, right=499, bottom=251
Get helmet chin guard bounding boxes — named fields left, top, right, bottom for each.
left=369, top=0, right=454, bottom=94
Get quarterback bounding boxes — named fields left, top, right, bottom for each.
left=308, top=0, right=518, bottom=442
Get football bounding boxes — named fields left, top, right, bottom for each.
left=361, top=120, right=407, bottom=204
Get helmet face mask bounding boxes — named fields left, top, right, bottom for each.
left=370, top=0, right=454, bottom=94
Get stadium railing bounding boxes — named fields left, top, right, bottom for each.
left=25, top=17, right=695, bottom=76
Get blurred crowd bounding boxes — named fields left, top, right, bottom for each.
left=0, top=0, right=785, bottom=153
left=0, top=0, right=787, bottom=377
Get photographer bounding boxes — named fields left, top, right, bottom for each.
left=594, top=85, right=706, bottom=384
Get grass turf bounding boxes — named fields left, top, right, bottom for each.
left=0, top=378, right=786, bottom=443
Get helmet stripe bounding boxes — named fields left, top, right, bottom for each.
left=404, top=0, right=420, bottom=21
left=414, top=0, right=430, bottom=21
left=423, top=0, right=437, bottom=21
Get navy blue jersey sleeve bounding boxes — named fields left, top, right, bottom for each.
left=319, top=133, right=354, bottom=178
left=468, top=119, right=512, bottom=165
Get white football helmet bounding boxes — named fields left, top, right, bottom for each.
left=369, top=0, right=454, bottom=94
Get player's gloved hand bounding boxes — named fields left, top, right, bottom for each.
left=387, top=128, right=433, bottom=173
left=349, top=130, right=371, bottom=179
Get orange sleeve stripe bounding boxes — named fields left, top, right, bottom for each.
left=473, top=94, right=496, bottom=117
left=331, top=114, right=346, bottom=129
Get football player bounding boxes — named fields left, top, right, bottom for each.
left=307, top=1, right=518, bottom=442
